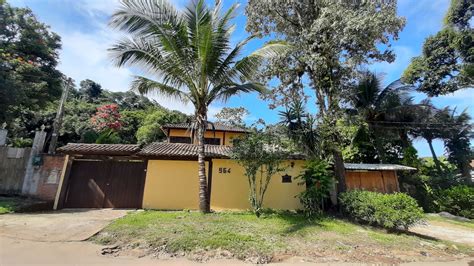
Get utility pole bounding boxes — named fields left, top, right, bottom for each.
left=48, top=78, right=71, bottom=154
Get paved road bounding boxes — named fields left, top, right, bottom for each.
left=410, top=220, right=474, bottom=247
left=0, top=209, right=128, bottom=241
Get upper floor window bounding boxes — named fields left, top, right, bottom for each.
left=204, top=138, right=221, bottom=145
left=169, top=136, right=192, bottom=144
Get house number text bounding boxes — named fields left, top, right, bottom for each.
left=218, top=167, right=231, bottom=174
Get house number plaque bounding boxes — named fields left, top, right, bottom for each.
left=218, top=167, right=231, bottom=174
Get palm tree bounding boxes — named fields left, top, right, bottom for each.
left=347, top=72, right=415, bottom=162
left=109, top=0, right=288, bottom=212
left=408, top=99, right=445, bottom=172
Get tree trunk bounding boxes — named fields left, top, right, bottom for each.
left=427, top=138, right=442, bottom=173
left=333, top=149, right=346, bottom=194
left=196, top=109, right=210, bottom=213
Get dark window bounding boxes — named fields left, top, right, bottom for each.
left=282, top=174, right=292, bottom=183
left=169, top=136, right=192, bottom=144
left=204, top=138, right=221, bottom=145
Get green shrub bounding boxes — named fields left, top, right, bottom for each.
left=339, top=190, right=424, bottom=230
left=297, top=160, right=333, bottom=216
left=435, top=185, right=474, bottom=219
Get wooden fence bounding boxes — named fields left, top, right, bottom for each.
left=0, top=146, right=31, bottom=194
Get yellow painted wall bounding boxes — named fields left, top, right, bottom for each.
left=167, top=129, right=244, bottom=146
left=142, top=160, right=208, bottom=210
left=143, top=159, right=305, bottom=210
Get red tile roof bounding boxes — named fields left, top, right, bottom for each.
left=57, top=143, right=140, bottom=156
left=137, top=142, right=232, bottom=159
left=162, top=123, right=249, bottom=133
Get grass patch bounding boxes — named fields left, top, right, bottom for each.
left=0, top=197, right=24, bottom=214
left=94, top=210, right=472, bottom=263
left=0, top=196, right=49, bottom=214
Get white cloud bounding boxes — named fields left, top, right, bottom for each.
left=369, top=45, right=416, bottom=83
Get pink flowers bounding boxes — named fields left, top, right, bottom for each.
left=91, top=104, right=123, bottom=132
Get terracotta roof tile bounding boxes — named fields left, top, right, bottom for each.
left=57, top=143, right=141, bottom=155
left=162, top=123, right=249, bottom=133
left=137, top=142, right=232, bottom=158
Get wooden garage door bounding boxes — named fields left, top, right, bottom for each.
left=64, top=160, right=146, bottom=208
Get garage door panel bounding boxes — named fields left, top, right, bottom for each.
left=65, top=159, right=146, bottom=209
left=103, top=161, right=146, bottom=208
left=64, top=161, right=109, bottom=208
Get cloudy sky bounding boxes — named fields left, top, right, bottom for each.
left=9, top=0, right=473, bottom=157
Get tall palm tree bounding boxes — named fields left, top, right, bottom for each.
left=347, top=72, right=415, bottom=162
left=109, top=0, right=288, bottom=212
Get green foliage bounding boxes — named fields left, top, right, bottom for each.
left=95, top=129, right=122, bottom=144
left=231, top=128, right=288, bottom=216
left=296, top=160, right=333, bottom=216
left=0, top=1, right=63, bottom=125
left=340, top=190, right=424, bottom=230
left=402, top=0, right=473, bottom=96
left=435, top=185, right=474, bottom=219
left=79, top=79, right=102, bottom=101
left=136, top=109, right=188, bottom=144
left=10, top=137, right=33, bottom=148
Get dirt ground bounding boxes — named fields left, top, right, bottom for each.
left=410, top=220, right=474, bottom=246
left=1, top=236, right=473, bottom=266
left=0, top=209, right=128, bottom=241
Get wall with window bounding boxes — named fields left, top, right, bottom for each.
left=166, top=129, right=244, bottom=146
left=142, top=158, right=305, bottom=210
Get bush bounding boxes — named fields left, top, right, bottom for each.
left=297, top=160, right=333, bottom=216
left=339, top=190, right=424, bottom=230
left=435, top=185, right=474, bottom=219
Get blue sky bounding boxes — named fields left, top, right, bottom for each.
left=9, top=0, right=473, bottom=157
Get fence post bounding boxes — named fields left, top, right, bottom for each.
left=0, top=122, right=7, bottom=146
left=21, top=126, right=47, bottom=196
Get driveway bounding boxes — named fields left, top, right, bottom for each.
left=0, top=209, right=128, bottom=241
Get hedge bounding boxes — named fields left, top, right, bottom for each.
left=339, top=190, right=424, bottom=230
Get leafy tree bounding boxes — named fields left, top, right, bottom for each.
left=246, top=0, right=405, bottom=193
left=0, top=0, right=63, bottom=126
left=109, top=0, right=286, bottom=213
left=215, top=107, right=249, bottom=128
left=231, top=128, right=288, bottom=216
left=79, top=79, right=102, bottom=101
left=402, top=0, right=473, bottom=96
left=136, top=109, right=188, bottom=144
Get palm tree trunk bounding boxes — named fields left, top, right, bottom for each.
left=427, top=138, right=442, bottom=173
left=196, top=109, right=210, bottom=213
left=333, top=149, right=347, bottom=194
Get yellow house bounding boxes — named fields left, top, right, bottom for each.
left=140, top=123, right=306, bottom=210
left=54, top=123, right=412, bottom=210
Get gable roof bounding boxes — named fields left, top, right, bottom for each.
left=137, top=142, right=232, bottom=159
left=162, top=123, right=249, bottom=133
left=57, top=143, right=141, bottom=156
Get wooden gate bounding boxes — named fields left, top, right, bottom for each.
left=64, top=159, right=146, bottom=208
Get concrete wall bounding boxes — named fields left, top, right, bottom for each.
left=142, top=159, right=305, bottom=210
left=168, top=129, right=244, bottom=146
left=0, top=147, right=31, bottom=194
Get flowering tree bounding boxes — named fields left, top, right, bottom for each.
left=91, top=104, right=123, bottom=132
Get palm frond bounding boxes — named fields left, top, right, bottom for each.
left=131, top=76, right=190, bottom=103
left=208, top=83, right=267, bottom=104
